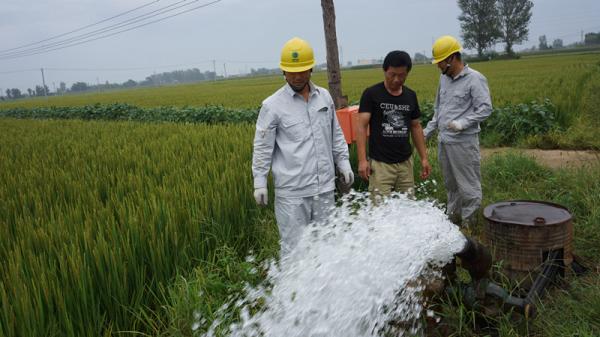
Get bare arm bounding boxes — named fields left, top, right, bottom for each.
left=410, top=119, right=431, bottom=179
left=356, top=112, right=371, bottom=181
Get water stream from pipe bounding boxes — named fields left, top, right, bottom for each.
left=198, top=192, right=467, bottom=337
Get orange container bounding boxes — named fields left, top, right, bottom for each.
left=335, top=105, right=367, bottom=144
left=335, top=106, right=354, bottom=144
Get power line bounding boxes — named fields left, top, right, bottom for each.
left=1, top=59, right=277, bottom=75
left=531, top=10, right=600, bottom=25
left=222, top=59, right=278, bottom=64
left=45, top=62, right=215, bottom=72
left=552, top=25, right=600, bottom=39
left=533, top=17, right=598, bottom=27
left=0, top=0, right=222, bottom=60
left=0, top=0, right=216, bottom=59
left=0, top=68, right=39, bottom=75
left=0, top=0, right=195, bottom=58
left=0, top=0, right=160, bottom=54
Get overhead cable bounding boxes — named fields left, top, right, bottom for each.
left=0, top=0, right=160, bottom=54
left=0, top=0, right=222, bottom=60
left=0, top=0, right=209, bottom=59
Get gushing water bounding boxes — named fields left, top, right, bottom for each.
left=198, top=192, right=467, bottom=337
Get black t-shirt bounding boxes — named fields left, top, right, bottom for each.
left=358, top=82, right=421, bottom=163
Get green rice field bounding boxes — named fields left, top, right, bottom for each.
left=1, top=51, right=599, bottom=336
left=1, top=52, right=599, bottom=111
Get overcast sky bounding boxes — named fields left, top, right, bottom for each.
left=1, top=0, right=599, bottom=93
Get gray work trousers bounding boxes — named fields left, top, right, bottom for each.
left=437, top=138, right=482, bottom=222
left=274, top=190, right=335, bottom=256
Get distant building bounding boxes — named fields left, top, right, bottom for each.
left=315, top=62, right=328, bottom=71
left=356, top=59, right=381, bottom=66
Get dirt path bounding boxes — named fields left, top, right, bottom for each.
left=481, top=148, right=600, bottom=170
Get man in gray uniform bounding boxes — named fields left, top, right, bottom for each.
left=252, top=37, right=353, bottom=254
left=424, top=35, right=492, bottom=227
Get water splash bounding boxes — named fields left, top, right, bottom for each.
left=199, top=192, right=466, bottom=337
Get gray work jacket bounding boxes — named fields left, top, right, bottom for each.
left=252, top=82, right=351, bottom=198
left=424, top=65, right=492, bottom=143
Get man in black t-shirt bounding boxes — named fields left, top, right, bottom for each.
left=356, top=51, right=431, bottom=197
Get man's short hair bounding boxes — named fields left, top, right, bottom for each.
left=383, top=51, right=412, bottom=72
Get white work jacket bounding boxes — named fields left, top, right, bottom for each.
left=424, top=65, right=492, bottom=144
left=252, top=82, right=351, bottom=198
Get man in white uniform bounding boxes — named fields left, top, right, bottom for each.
left=424, top=35, right=492, bottom=227
left=252, top=37, right=353, bottom=254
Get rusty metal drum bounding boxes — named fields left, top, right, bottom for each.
left=483, top=200, right=573, bottom=287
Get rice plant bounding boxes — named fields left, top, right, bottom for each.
left=0, top=119, right=274, bottom=337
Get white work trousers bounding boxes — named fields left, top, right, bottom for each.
left=437, top=138, right=482, bottom=221
left=274, top=190, right=335, bottom=255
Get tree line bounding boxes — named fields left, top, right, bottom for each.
left=458, top=0, right=534, bottom=56
left=1, top=68, right=222, bottom=100
left=458, top=0, right=600, bottom=58
left=1, top=65, right=294, bottom=100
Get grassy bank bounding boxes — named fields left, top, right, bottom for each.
left=161, top=148, right=600, bottom=337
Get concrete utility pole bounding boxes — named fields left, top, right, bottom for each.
left=40, top=68, right=48, bottom=98
left=212, top=60, right=216, bottom=81
left=321, top=0, right=347, bottom=109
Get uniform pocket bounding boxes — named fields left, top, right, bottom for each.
left=281, top=117, right=305, bottom=143
left=316, top=106, right=331, bottom=127
left=451, top=90, right=470, bottom=105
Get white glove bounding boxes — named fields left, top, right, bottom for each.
left=447, top=120, right=464, bottom=131
left=253, top=187, right=268, bottom=206
left=340, top=170, right=354, bottom=187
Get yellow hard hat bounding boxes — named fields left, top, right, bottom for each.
left=280, top=37, right=316, bottom=72
left=432, top=35, right=462, bottom=64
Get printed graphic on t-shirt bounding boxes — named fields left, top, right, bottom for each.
left=381, top=102, right=410, bottom=137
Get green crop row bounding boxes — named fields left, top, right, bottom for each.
left=0, top=97, right=560, bottom=148
left=0, top=103, right=258, bottom=124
